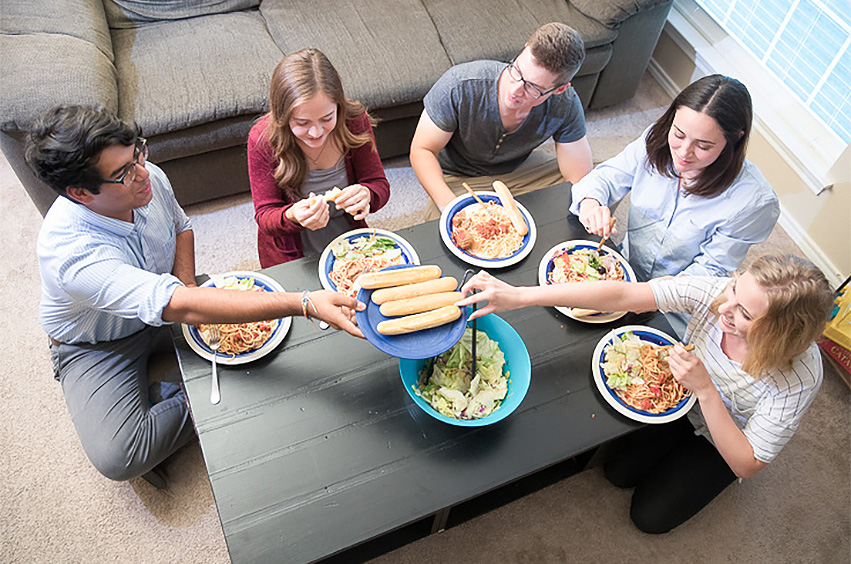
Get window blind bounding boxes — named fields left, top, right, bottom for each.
left=696, top=0, right=851, bottom=143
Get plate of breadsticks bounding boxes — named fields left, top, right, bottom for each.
left=354, top=264, right=469, bottom=359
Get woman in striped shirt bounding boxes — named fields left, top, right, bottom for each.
left=458, top=254, right=834, bottom=532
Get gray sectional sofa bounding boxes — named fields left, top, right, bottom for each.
left=1, top=0, right=673, bottom=215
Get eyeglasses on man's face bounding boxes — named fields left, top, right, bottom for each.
left=101, top=138, right=148, bottom=187
left=506, top=59, right=565, bottom=99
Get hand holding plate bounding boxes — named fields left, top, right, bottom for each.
left=457, top=270, right=521, bottom=320
left=307, top=289, right=365, bottom=338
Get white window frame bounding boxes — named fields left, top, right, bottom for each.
left=666, top=0, right=850, bottom=195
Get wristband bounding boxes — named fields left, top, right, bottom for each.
left=301, top=290, right=319, bottom=328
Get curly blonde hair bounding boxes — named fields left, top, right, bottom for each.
left=264, top=49, right=375, bottom=199
left=710, top=255, right=834, bottom=377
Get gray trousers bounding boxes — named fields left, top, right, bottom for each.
left=50, top=325, right=195, bottom=481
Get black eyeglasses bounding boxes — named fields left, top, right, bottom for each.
left=101, top=138, right=148, bottom=187
left=506, top=59, right=566, bottom=99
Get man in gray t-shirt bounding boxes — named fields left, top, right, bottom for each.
left=411, top=22, right=593, bottom=220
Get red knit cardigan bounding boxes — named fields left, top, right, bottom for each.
left=248, top=113, right=390, bottom=268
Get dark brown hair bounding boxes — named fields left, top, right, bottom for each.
left=25, top=105, right=140, bottom=198
left=264, top=49, right=375, bottom=199
left=645, top=74, right=752, bottom=197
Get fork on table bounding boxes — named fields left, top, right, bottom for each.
left=208, top=325, right=222, bottom=404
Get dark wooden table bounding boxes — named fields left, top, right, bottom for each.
left=172, top=184, right=672, bottom=563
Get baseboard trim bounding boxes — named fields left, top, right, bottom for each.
left=646, top=58, right=681, bottom=99
left=648, top=57, right=846, bottom=287
left=776, top=205, right=847, bottom=288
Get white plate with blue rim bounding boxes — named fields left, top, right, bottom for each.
left=319, top=228, right=420, bottom=296
left=181, top=271, right=292, bottom=365
left=537, top=239, right=637, bottom=324
left=439, top=191, right=537, bottom=269
left=592, top=325, right=696, bottom=424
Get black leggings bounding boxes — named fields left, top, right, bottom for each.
left=603, top=418, right=738, bottom=534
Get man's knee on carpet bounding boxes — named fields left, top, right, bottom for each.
left=82, top=395, right=191, bottom=482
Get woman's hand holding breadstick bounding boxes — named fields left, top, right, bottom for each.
left=287, top=192, right=330, bottom=230
left=334, top=184, right=371, bottom=220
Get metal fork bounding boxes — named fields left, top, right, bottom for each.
left=208, top=325, right=222, bottom=404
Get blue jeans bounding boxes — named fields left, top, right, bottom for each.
left=50, top=326, right=195, bottom=481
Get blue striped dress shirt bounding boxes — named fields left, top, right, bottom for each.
left=37, top=163, right=190, bottom=344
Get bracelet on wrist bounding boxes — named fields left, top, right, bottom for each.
left=301, top=290, right=318, bottom=328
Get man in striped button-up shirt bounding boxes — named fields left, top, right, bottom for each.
left=27, top=105, right=364, bottom=489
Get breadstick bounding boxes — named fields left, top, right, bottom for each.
left=376, top=305, right=462, bottom=335
left=358, top=265, right=442, bottom=289
left=379, top=292, right=462, bottom=317
left=570, top=307, right=603, bottom=318
left=371, top=276, right=458, bottom=305
left=492, top=180, right=528, bottom=236
left=322, top=187, right=343, bottom=202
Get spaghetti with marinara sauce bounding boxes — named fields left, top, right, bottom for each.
left=601, top=332, right=691, bottom=414
left=548, top=247, right=625, bottom=284
left=450, top=202, right=523, bottom=259
left=196, top=276, right=279, bottom=357
left=197, top=319, right=278, bottom=357
left=328, top=232, right=404, bottom=297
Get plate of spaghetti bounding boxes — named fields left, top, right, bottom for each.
left=319, top=228, right=419, bottom=298
left=538, top=240, right=636, bottom=324
left=592, top=325, right=696, bottom=424
left=181, top=272, right=292, bottom=365
left=440, top=192, right=536, bottom=268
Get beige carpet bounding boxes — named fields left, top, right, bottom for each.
left=2, top=73, right=848, bottom=563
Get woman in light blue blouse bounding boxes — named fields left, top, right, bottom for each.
left=570, top=74, right=780, bottom=282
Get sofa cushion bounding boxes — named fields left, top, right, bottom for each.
left=0, top=34, right=118, bottom=131
left=1, top=0, right=114, bottom=61
left=260, top=0, right=451, bottom=111
left=111, top=10, right=282, bottom=149
left=420, top=0, right=618, bottom=67
left=104, top=0, right=260, bottom=29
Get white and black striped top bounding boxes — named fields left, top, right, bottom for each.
left=650, top=276, right=823, bottom=463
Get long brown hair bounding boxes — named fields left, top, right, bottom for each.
left=710, top=255, right=834, bottom=378
left=264, top=49, right=375, bottom=199
left=645, top=74, right=752, bottom=197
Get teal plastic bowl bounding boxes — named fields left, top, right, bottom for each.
left=398, top=313, right=531, bottom=426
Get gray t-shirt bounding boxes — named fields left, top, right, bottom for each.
left=423, top=60, right=586, bottom=177
left=298, top=157, right=351, bottom=257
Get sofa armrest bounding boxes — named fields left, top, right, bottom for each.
left=0, top=35, right=118, bottom=132
left=0, top=0, right=117, bottom=132
left=571, top=0, right=672, bottom=28
left=579, top=0, right=674, bottom=109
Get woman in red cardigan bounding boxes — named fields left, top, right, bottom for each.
left=248, top=49, right=391, bottom=268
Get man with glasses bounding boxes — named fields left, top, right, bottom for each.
left=411, top=22, right=593, bottom=221
left=26, top=105, right=364, bottom=489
